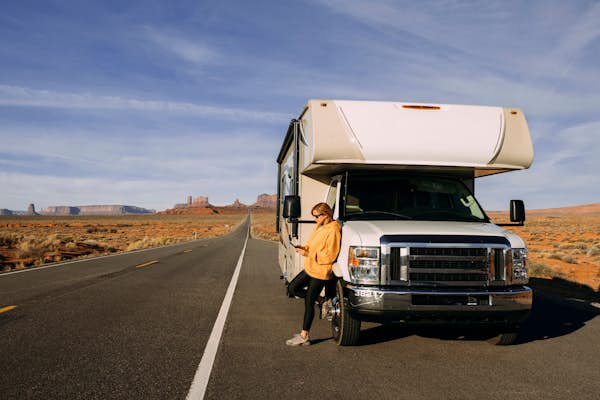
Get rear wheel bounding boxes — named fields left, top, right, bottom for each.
left=331, top=280, right=361, bottom=346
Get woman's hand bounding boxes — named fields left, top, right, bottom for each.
left=294, top=246, right=308, bottom=257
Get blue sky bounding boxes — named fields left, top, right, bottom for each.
left=1, top=0, right=599, bottom=211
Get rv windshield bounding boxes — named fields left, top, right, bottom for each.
left=343, top=174, right=489, bottom=222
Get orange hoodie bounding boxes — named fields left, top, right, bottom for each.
left=303, top=220, right=341, bottom=280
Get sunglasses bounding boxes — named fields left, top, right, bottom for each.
left=313, top=213, right=326, bottom=218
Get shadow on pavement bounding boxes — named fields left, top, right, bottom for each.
left=356, top=278, right=600, bottom=346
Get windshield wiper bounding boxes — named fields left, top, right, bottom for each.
left=345, top=210, right=412, bottom=220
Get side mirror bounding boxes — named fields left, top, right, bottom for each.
left=283, top=195, right=301, bottom=219
left=510, top=200, right=525, bottom=224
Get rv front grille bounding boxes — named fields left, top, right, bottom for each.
left=389, top=246, right=504, bottom=286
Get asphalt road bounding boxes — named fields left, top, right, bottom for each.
left=2, top=216, right=600, bottom=399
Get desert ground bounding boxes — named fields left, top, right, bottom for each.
left=2, top=208, right=599, bottom=294
left=0, top=213, right=246, bottom=272
left=488, top=211, right=600, bottom=292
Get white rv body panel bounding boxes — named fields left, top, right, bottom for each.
left=335, top=101, right=504, bottom=166
left=299, top=99, right=533, bottom=176
left=341, top=221, right=526, bottom=248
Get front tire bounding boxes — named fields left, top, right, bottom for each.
left=331, top=280, right=361, bottom=346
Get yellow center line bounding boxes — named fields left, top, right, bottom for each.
left=0, top=305, right=17, bottom=314
left=183, top=249, right=192, bottom=253
left=135, top=260, right=159, bottom=269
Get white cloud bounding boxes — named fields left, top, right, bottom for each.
left=0, top=85, right=289, bottom=123
left=143, top=27, right=218, bottom=65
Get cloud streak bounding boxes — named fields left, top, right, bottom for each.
left=143, top=27, right=219, bottom=65
left=0, top=85, right=288, bottom=123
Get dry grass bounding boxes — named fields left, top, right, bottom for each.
left=489, top=212, right=600, bottom=291
left=250, top=210, right=278, bottom=241
left=0, top=213, right=245, bottom=272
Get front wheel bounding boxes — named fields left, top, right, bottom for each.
left=331, top=280, right=361, bottom=346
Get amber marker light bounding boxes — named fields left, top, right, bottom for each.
left=402, top=105, right=441, bottom=110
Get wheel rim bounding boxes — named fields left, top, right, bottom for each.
left=331, top=296, right=341, bottom=338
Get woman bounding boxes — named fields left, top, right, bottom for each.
left=286, top=202, right=341, bottom=346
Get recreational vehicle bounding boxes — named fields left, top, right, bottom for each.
left=276, top=100, right=534, bottom=345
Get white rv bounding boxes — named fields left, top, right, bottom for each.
left=276, top=100, right=533, bottom=345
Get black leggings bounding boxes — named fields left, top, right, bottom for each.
left=288, top=270, right=335, bottom=331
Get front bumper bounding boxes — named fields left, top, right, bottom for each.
left=344, top=283, right=532, bottom=325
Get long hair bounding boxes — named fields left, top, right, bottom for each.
left=311, top=202, right=333, bottom=222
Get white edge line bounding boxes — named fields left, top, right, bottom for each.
left=186, top=224, right=249, bottom=400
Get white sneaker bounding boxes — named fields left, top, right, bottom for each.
left=285, top=333, right=310, bottom=346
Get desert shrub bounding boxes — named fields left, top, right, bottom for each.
left=547, top=253, right=562, bottom=260
left=42, top=234, right=61, bottom=247
left=558, top=243, right=586, bottom=250
left=0, top=232, right=22, bottom=247
left=126, top=237, right=178, bottom=251
left=561, top=255, right=578, bottom=264
left=15, top=235, right=60, bottom=264
left=587, top=246, right=600, bottom=257
left=86, top=227, right=109, bottom=233
left=529, top=262, right=565, bottom=278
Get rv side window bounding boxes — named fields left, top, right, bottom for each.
left=326, top=176, right=343, bottom=218
left=326, top=182, right=337, bottom=212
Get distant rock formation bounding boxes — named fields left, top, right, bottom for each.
left=160, top=207, right=218, bottom=215
left=0, top=208, right=13, bottom=215
left=227, top=199, right=247, bottom=208
left=26, top=203, right=39, bottom=216
left=252, top=194, right=277, bottom=208
left=42, top=205, right=154, bottom=216
left=45, top=206, right=79, bottom=215
left=174, top=195, right=211, bottom=209
left=192, top=196, right=210, bottom=207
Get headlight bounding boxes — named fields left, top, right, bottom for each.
left=348, top=246, right=380, bottom=284
left=511, top=248, right=528, bottom=284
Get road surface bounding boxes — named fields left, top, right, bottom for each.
left=1, top=217, right=599, bottom=399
